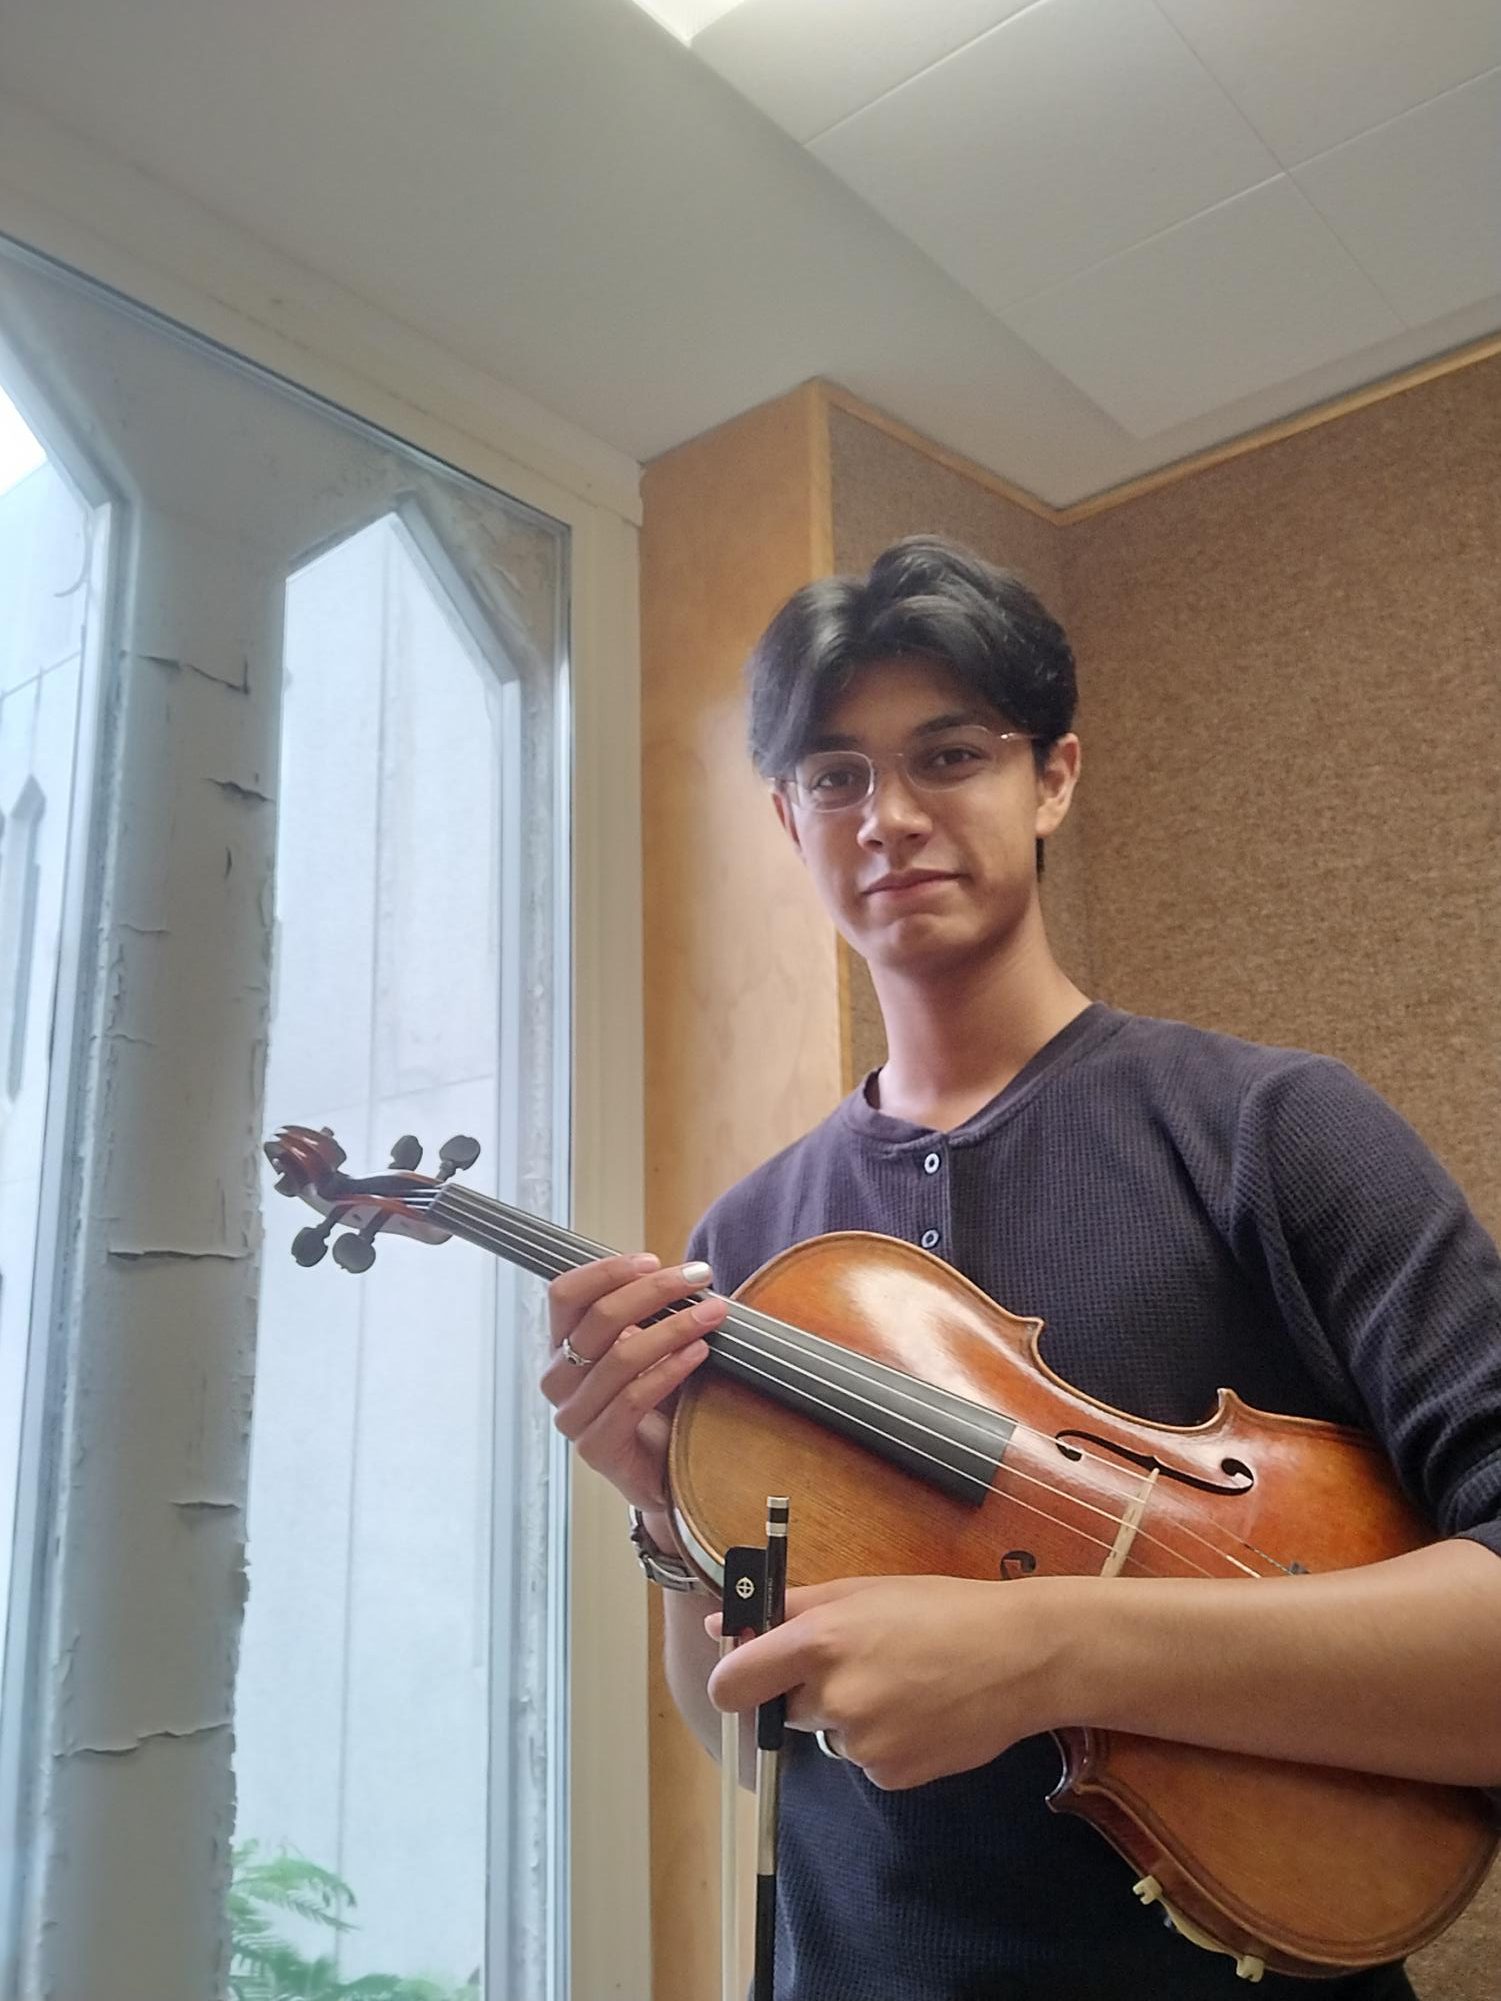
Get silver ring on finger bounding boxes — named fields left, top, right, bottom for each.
left=561, top=1335, right=593, bottom=1369
left=814, top=1729, right=847, bottom=1762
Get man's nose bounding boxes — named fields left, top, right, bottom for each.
left=858, top=764, right=932, bottom=842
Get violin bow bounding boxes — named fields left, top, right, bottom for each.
left=755, top=1497, right=790, bottom=2001
left=716, top=1583, right=747, bottom=2001
left=719, top=1497, right=790, bottom=2001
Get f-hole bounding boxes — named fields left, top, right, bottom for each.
left=1055, top=1429, right=1255, bottom=1496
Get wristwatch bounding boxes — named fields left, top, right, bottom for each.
left=627, top=1505, right=699, bottom=1591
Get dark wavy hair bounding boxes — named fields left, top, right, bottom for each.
left=746, top=535, right=1077, bottom=871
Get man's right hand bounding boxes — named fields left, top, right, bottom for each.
left=542, top=1253, right=727, bottom=1511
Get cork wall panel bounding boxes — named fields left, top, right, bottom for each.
left=1067, top=357, right=1501, bottom=1231
left=642, top=386, right=843, bottom=1259
left=827, top=405, right=1088, bottom=1081
left=830, top=404, right=1063, bottom=587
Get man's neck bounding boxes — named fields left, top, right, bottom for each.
left=868, top=921, right=1091, bottom=1133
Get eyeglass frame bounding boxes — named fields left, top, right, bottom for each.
left=778, top=723, right=1042, bottom=815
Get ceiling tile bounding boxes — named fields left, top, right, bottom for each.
left=1294, top=70, right=1501, bottom=328
left=693, top=0, right=1038, bottom=145
left=1158, top=0, right=1501, bottom=166
left=809, top=0, right=1279, bottom=314
left=1004, top=177, right=1404, bottom=438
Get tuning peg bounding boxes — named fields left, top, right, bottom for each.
left=292, top=1221, right=334, bottom=1266
left=332, top=1228, right=377, bottom=1273
left=332, top=1206, right=389, bottom=1274
left=389, top=1135, right=423, bottom=1171
left=317, top=1127, right=348, bottom=1168
left=436, top=1135, right=481, bottom=1182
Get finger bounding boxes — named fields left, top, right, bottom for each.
left=554, top=1310, right=713, bottom=1440
left=547, top=1293, right=726, bottom=1426
left=560, top=1260, right=717, bottom=1367
left=784, top=1702, right=838, bottom=1743
left=705, top=1575, right=875, bottom=1639
left=781, top=1578, right=879, bottom=1617
left=706, top=1614, right=820, bottom=1715
left=570, top=1337, right=712, bottom=1464
left=548, top=1252, right=661, bottom=1340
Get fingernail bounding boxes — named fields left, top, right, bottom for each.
left=681, top=1261, right=712, bottom=1286
left=633, top=1254, right=660, bottom=1272
left=693, top=1300, right=723, bottom=1327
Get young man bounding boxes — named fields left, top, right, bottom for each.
left=543, top=537, right=1501, bottom=1998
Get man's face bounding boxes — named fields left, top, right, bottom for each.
left=773, top=655, right=1078, bottom=976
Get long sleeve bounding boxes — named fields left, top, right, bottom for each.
left=1231, top=1055, right=1501, bottom=1562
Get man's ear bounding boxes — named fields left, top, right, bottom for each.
left=772, top=784, right=805, bottom=857
left=1035, top=734, right=1081, bottom=842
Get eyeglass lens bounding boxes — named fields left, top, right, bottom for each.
left=792, top=727, right=1026, bottom=811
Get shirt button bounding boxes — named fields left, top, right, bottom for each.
left=923, top=1151, right=941, bottom=1174
left=920, top=1228, right=941, bottom=1249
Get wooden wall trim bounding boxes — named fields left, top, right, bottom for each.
left=640, top=382, right=844, bottom=2001
left=807, top=327, right=1501, bottom=528
left=1056, top=328, right=1501, bottom=523
left=808, top=377, right=836, bottom=575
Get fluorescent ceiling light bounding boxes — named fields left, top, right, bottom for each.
left=628, top=0, right=750, bottom=44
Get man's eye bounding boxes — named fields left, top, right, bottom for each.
left=918, top=745, right=983, bottom=777
left=809, top=764, right=861, bottom=792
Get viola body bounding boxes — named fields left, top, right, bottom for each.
left=667, top=1231, right=1497, bottom=1981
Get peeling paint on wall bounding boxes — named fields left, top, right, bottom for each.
left=207, top=777, right=273, bottom=807
left=8, top=255, right=316, bottom=2001
left=61, top=1719, right=232, bottom=1760
left=138, top=650, right=251, bottom=696
left=106, top=1245, right=253, bottom=1263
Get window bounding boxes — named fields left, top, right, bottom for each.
left=1, top=779, right=45, bottom=1099
left=238, top=502, right=562, bottom=1997
left=0, top=369, right=109, bottom=1804
left=0, top=241, right=589, bottom=2001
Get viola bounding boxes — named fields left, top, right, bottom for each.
left=264, top=1123, right=1497, bottom=1983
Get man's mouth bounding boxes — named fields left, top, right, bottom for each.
left=862, top=871, right=960, bottom=897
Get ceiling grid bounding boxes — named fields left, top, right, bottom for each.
left=3, top=0, right=1497, bottom=505
left=697, top=0, right=1501, bottom=443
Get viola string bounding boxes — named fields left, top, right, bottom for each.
left=431, top=1185, right=1268, bottom=1583
left=427, top=1184, right=1271, bottom=1582
left=707, top=1329, right=1228, bottom=1584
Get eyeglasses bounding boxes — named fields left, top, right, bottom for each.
left=783, top=725, right=1038, bottom=814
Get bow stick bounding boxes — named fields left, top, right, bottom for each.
left=754, top=1497, right=790, bottom=2001
left=719, top=1497, right=790, bottom=2001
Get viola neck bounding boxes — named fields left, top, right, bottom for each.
left=432, top=1179, right=617, bottom=1282
left=430, top=1181, right=1010, bottom=1505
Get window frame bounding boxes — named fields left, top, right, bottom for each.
left=0, top=180, right=648, bottom=2001
left=0, top=349, right=118, bottom=1982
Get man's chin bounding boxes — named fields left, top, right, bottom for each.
left=862, top=916, right=985, bottom=972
